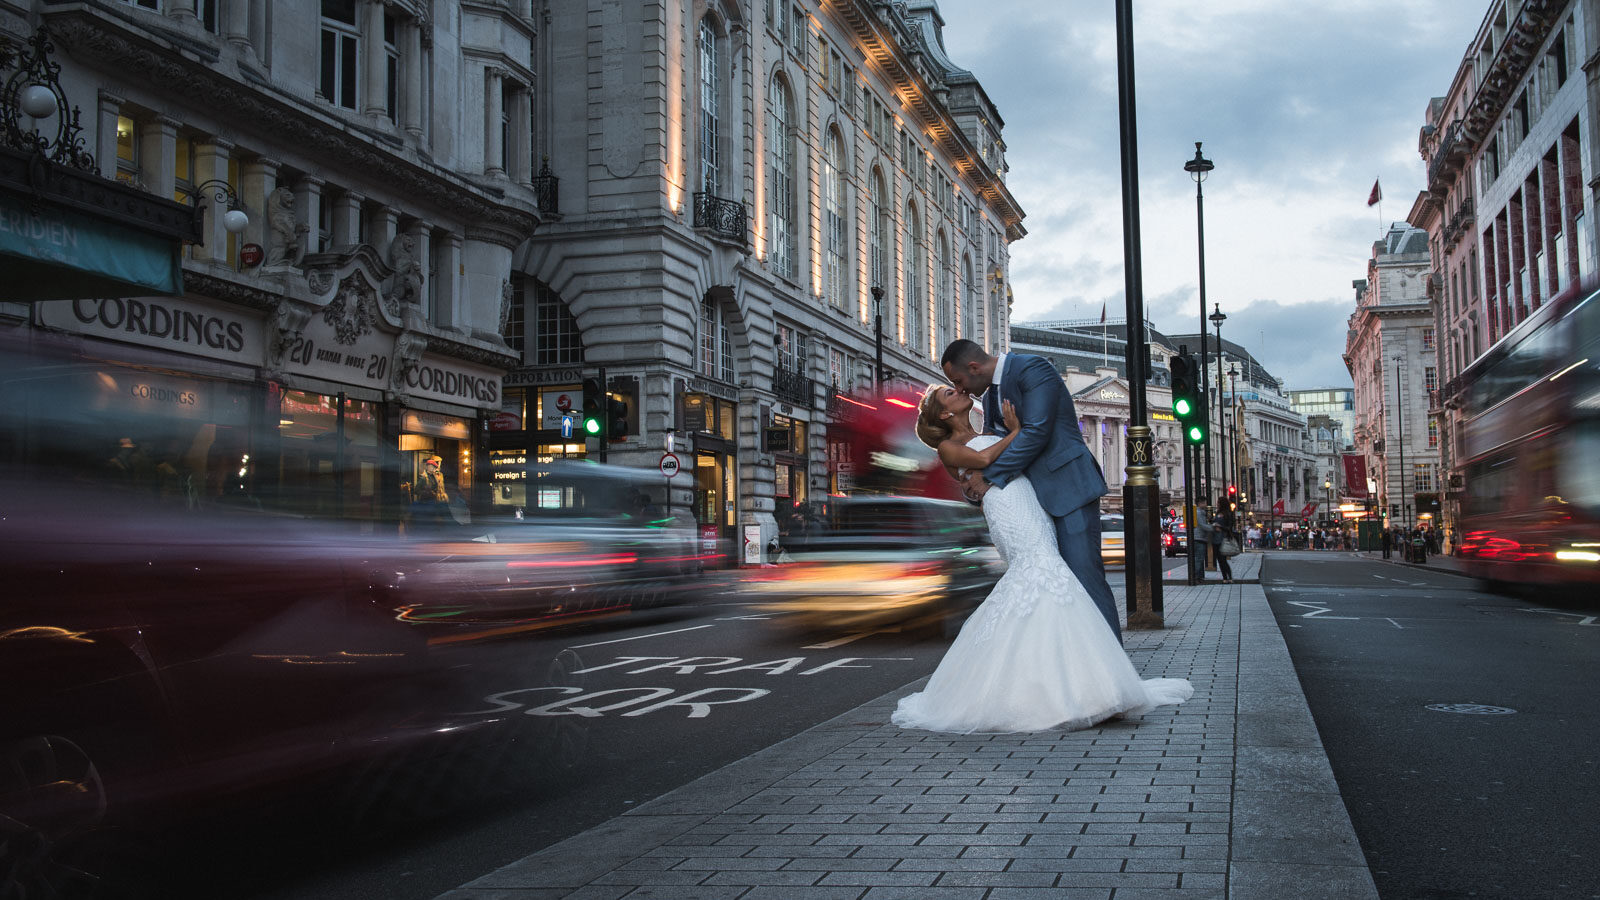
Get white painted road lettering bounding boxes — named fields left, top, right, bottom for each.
left=1286, top=601, right=1359, bottom=620
left=475, top=655, right=914, bottom=719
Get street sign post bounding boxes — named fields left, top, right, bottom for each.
left=659, top=453, right=681, bottom=478
left=561, top=414, right=574, bottom=438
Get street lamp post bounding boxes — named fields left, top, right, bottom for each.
left=1227, top=365, right=1239, bottom=500
left=1394, top=355, right=1407, bottom=532
left=1209, top=303, right=1227, bottom=504
left=1324, top=478, right=1333, bottom=527
left=871, top=286, right=885, bottom=394
left=1185, top=142, right=1214, bottom=503
left=1115, top=0, right=1162, bottom=629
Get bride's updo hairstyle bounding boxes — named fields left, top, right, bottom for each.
left=915, top=382, right=953, bottom=450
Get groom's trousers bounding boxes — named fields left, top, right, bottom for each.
left=1053, top=502, right=1121, bottom=643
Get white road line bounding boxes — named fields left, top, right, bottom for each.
left=1286, top=600, right=1360, bottom=620
left=803, top=627, right=902, bottom=649
left=568, top=623, right=718, bottom=649
left=1385, top=618, right=1404, bottom=629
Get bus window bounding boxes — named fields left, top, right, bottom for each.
left=1567, top=421, right=1600, bottom=516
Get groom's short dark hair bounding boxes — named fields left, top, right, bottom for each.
left=941, top=339, right=986, bottom=368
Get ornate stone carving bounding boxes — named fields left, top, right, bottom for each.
left=323, top=272, right=379, bottom=346
left=391, top=331, right=427, bottom=395
left=307, top=269, right=334, bottom=295
left=498, top=278, right=514, bottom=335
left=264, top=186, right=307, bottom=268
left=269, top=301, right=312, bottom=366
left=386, top=233, right=423, bottom=311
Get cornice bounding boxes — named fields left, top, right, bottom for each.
left=43, top=7, right=539, bottom=237
left=829, top=0, right=1025, bottom=241
left=1461, top=0, right=1559, bottom=144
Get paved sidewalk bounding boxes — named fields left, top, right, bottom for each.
left=437, top=566, right=1374, bottom=900
left=1162, top=551, right=1262, bottom=585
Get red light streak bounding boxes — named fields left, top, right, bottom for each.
left=507, top=553, right=637, bottom=569
left=884, top=397, right=916, bottom=409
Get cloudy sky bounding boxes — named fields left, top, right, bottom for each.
left=936, top=0, right=1490, bottom=390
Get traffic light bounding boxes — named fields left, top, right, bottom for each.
left=607, top=394, right=629, bottom=439
left=1171, top=352, right=1207, bottom=445
left=581, top=377, right=604, bottom=439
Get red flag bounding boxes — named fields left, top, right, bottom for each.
left=1366, top=178, right=1382, bottom=207
left=1301, top=501, right=1318, bottom=518
left=1099, top=302, right=1106, bottom=324
left=1272, top=498, right=1285, bottom=515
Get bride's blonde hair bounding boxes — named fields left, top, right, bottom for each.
left=915, top=382, right=954, bottom=450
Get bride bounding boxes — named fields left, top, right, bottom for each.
left=892, top=383, right=1193, bottom=734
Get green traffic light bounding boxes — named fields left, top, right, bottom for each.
left=584, top=417, right=601, bottom=435
left=1186, top=424, right=1205, bottom=443
left=1173, top=397, right=1193, bottom=417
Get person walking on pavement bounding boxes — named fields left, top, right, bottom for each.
left=1381, top=525, right=1393, bottom=559
left=1208, top=496, right=1235, bottom=583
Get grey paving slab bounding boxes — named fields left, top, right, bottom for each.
left=435, top=574, right=1376, bottom=900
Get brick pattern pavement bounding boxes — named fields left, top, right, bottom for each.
left=438, top=564, right=1373, bottom=900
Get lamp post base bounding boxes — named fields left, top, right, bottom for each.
left=1123, top=456, right=1164, bottom=630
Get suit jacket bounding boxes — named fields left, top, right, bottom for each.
left=981, top=353, right=1108, bottom=518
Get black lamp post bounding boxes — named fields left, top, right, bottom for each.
left=871, top=285, right=885, bottom=394
left=1185, top=142, right=1214, bottom=503
left=1208, top=302, right=1227, bottom=504
left=1394, top=355, right=1407, bottom=531
left=1227, top=364, right=1239, bottom=500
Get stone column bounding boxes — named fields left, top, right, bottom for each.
left=372, top=205, right=400, bottom=260
left=412, top=223, right=433, bottom=320
left=434, top=232, right=463, bottom=328
left=238, top=155, right=280, bottom=257
left=363, top=0, right=388, bottom=119
left=193, top=137, right=236, bottom=263
left=510, top=84, right=531, bottom=184
left=294, top=175, right=326, bottom=255
left=484, top=67, right=505, bottom=177
left=249, top=0, right=268, bottom=64
left=403, top=20, right=424, bottom=138
left=166, top=0, right=198, bottom=23
left=223, top=0, right=251, bottom=53
left=141, top=115, right=179, bottom=199
left=96, top=90, right=124, bottom=182
left=331, top=190, right=366, bottom=249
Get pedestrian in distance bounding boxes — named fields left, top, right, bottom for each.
left=1381, top=525, right=1392, bottom=559
left=1209, top=496, right=1235, bottom=583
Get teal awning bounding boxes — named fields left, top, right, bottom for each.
left=0, top=191, right=185, bottom=300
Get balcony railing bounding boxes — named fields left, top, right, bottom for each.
left=532, top=158, right=559, bottom=215
left=773, top=366, right=815, bottom=407
left=693, top=192, right=747, bottom=246
left=1426, top=119, right=1468, bottom=191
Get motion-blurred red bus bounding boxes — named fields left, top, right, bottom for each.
left=827, top=385, right=967, bottom=502
left=1451, top=278, right=1600, bottom=591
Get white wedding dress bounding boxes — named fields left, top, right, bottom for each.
left=892, top=434, right=1193, bottom=733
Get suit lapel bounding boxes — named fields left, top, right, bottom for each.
left=984, top=385, right=1001, bottom=434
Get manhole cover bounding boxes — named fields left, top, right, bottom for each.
left=1425, top=703, right=1516, bottom=715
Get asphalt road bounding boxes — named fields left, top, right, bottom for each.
left=221, top=597, right=948, bottom=900
left=1263, top=551, right=1600, bottom=900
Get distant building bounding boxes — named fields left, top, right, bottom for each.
left=1345, top=223, right=1443, bottom=531
left=1289, top=388, right=1355, bottom=451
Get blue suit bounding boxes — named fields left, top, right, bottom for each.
left=981, top=353, right=1120, bottom=642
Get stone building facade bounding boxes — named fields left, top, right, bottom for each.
left=504, top=0, right=1024, bottom=562
left=1345, top=223, right=1444, bottom=531
left=1412, top=0, right=1594, bottom=537
left=2, top=0, right=539, bottom=528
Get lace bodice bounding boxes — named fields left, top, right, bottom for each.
left=964, top=434, right=1057, bottom=566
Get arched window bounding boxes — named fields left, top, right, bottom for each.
left=766, top=77, right=796, bottom=279
left=697, top=17, right=722, bottom=197
left=936, top=230, right=951, bottom=348
left=961, top=254, right=975, bottom=340
left=824, top=129, right=847, bottom=310
left=904, top=202, right=923, bottom=348
left=869, top=168, right=889, bottom=295
left=699, top=294, right=734, bottom=382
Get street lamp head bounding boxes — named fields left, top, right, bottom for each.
left=1209, top=303, right=1227, bottom=328
left=1184, top=141, right=1214, bottom=183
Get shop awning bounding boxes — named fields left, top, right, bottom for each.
left=1, top=147, right=199, bottom=301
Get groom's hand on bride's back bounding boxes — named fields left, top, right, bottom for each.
left=962, top=470, right=990, bottom=503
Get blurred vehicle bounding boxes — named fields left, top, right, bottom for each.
left=1452, top=278, right=1600, bottom=593
left=744, top=495, right=999, bottom=635
left=1099, top=514, right=1125, bottom=566
left=1163, top=523, right=1188, bottom=557
left=394, top=460, right=710, bottom=639
left=825, top=387, right=966, bottom=501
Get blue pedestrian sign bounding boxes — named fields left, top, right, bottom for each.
left=561, top=414, right=574, bottom=438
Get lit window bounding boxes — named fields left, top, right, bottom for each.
left=766, top=77, right=796, bottom=279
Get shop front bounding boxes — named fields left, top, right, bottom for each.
left=681, top=381, right=738, bottom=565
left=494, top=366, right=591, bottom=514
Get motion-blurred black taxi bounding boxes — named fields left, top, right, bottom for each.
left=743, top=494, right=1001, bottom=635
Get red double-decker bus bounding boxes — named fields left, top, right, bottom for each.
left=1451, top=279, right=1600, bottom=591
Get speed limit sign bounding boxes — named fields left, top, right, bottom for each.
left=659, top=453, right=681, bottom=478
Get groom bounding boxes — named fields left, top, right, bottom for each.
left=940, top=339, right=1120, bottom=643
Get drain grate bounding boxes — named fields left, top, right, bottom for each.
left=1425, top=703, right=1516, bottom=715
